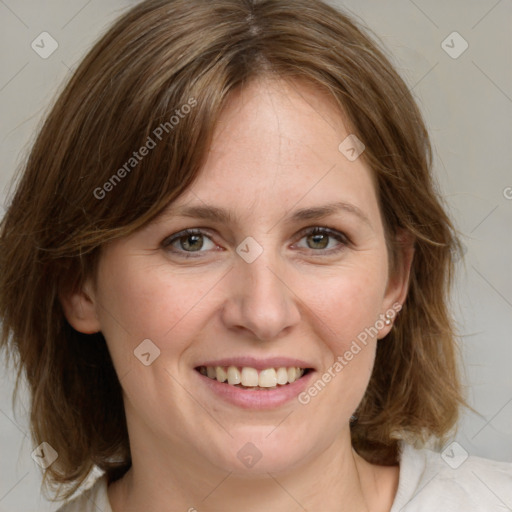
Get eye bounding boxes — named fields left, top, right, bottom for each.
left=294, top=226, right=348, bottom=253
left=161, top=226, right=349, bottom=259
left=162, top=228, right=217, bottom=257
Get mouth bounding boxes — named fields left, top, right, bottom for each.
left=195, top=365, right=313, bottom=390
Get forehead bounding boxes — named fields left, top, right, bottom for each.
left=165, top=77, right=381, bottom=228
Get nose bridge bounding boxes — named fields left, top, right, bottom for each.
left=223, top=236, right=300, bottom=340
left=244, top=252, right=284, bottom=303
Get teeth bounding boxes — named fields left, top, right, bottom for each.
left=199, top=365, right=307, bottom=388
left=259, top=368, right=277, bottom=387
left=216, top=366, right=227, bottom=383
left=227, top=366, right=241, bottom=385
left=276, top=367, right=289, bottom=385
left=241, top=367, right=259, bottom=386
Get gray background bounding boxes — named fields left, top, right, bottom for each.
left=0, top=1, right=511, bottom=510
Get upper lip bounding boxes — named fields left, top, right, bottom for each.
left=195, top=356, right=315, bottom=371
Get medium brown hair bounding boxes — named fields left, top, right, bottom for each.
left=0, top=0, right=469, bottom=501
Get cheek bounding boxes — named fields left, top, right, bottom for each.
left=288, top=264, right=387, bottom=441
left=304, top=260, right=388, bottom=348
left=296, top=258, right=387, bottom=406
left=94, top=252, right=231, bottom=366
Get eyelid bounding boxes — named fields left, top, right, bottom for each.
left=295, top=225, right=350, bottom=244
left=161, top=227, right=212, bottom=245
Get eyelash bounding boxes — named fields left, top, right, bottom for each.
left=161, top=226, right=349, bottom=259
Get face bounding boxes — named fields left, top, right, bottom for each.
left=64, top=77, right=411, bottom=476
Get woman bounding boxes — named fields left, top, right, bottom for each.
left=0, top=0, right=510, bottom=511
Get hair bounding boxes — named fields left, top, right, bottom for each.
left=0, top=0, right=471, bottom=502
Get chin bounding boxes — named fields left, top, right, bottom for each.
left=204, top=429, right=316, bottom=476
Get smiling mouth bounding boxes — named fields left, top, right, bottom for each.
left=195, top=365, right=313, bottom=390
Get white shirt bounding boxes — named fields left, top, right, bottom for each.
left=56, top=440, right=512, bottom=511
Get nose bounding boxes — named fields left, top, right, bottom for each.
left=220, top=246, right=301, bottom=342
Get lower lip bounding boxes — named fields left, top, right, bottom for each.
left=195, top=369, right=316, bottom=409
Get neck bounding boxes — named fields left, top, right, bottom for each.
left=108, top=430, right=383, bottom=512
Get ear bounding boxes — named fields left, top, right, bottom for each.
left=59, top=276, right=101, bottom=334
left=378, top=229, right=415, bottom=339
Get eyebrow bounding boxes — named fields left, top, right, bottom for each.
left=166, top=201, right=372, bottom=229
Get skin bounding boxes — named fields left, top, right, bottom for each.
left=62, top=77, right=414, bottom=512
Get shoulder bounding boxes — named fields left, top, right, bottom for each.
left=55, top=474, right=112, bottom=512
left=391, top=440, right=512, bottom=511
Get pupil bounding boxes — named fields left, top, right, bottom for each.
left=183, top=234, right=203, bottom=251
left=309, top=234, right=328, bottom=249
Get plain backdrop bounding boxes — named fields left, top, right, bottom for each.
left=0, top=1, right=511, bottom=510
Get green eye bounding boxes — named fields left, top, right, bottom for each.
left=162, top=229, right=216, bottom=257
left=162, top=226, right=349, bottom=259
left=295, top=227, right=348, bottom=253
